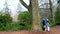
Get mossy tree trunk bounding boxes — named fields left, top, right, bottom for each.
left=20, top=0, right=42, bottom=31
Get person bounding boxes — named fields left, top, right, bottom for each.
left=42, top=17, right=47, bottom=32
left=46, top=19, right=50, bottom=31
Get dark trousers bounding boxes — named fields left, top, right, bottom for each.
left=42, top=25, right=45, bottom=31
left=43, top=27, right=45, bottom=31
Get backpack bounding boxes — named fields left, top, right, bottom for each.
left=42, top=18, right=47, bottom=25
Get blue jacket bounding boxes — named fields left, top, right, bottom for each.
left=42, top=18, right=47, bottom=26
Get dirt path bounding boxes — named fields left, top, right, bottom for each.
left=0, top=26, right=60, bottom=34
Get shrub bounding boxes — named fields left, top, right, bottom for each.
left=0, top=11, right=32, bottom=31
left=50, top=22, right=56, bottom=27
left=3, top=13, right=12, bottom=23
left=5, top=23, right=20, bottom=31
left=55, top=7, right=60, bottom=25
left=0, top=12, right=13, bottom=31
left=18, top=11, right=32, bottom=30
left=0, top=12, right=12, bottom=23
left=0, top=23, right=20, bottom=31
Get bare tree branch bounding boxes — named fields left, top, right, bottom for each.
left=19, top=0, right=29, bottom=9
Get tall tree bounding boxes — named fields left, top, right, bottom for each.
left=49, top=0, right=55, bottom=23
left=19, top=0, right=42, bottom=31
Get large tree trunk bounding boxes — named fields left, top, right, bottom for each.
left=20, top=0, right=42, bottom=31
left=30, top=0, right=42, bottom=31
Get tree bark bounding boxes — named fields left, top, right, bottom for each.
left=20, top=0, right=42, bottom=31
left=30, top=0, right=42, bottom=31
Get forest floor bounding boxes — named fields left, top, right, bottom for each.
left=0, top=26, right=60, bottom=34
